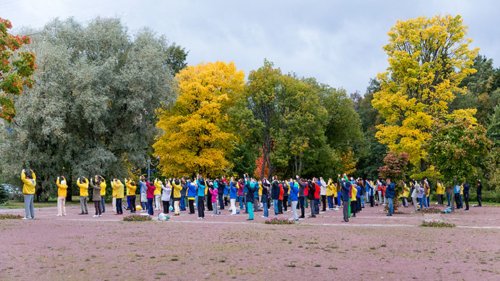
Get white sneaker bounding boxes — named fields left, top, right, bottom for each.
left=22, top=217, right=28, bottom=220
left=93, top=215, right=98, bottom=218
left=57, top=214, right=62, bottom=217
left=98, top=215, right=102, bottom=217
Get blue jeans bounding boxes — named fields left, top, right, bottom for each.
left=388, top=198, right=394, bottom=215
left=263, top=201, right=268, bottom=217
left=327, top=196, right=333, bottom=209
left=24, top=194, right=35, bottom=219
left=100, top=197, right=106, bottom=212
left=147, top=198, right=154, bottom=215
left=273, top=199, right=279, bottom=215
left=180, top=195, right=186, bottom=211
left=238, top=196, right=245, bottom=210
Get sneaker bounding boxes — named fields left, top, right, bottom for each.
left=57, top=214, right=62, bottom=217
left=98, top=215, right=102, bottom=217
left=22, top=217, right=28, bottom=220
left=93, top=215, right=98, bottom=218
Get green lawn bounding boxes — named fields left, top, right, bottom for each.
left=0, top=197, right=80, bottom=209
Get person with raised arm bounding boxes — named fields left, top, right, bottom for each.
left=56, top=176, right=68, bottom=216
left=21, top=169, right=36, bottom=220
left=77, top=176, right=89, bottom=215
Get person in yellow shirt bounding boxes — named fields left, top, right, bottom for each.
left=326, top=179, right=335, bottom=210
left=172, top=178, right=182, bottom=215
left=125, top=178, right=137, bottom=213
left=401, top=180, right=409, bottom=208
left=77, top=176, right=89, bottom=215
left=154, top=178, right=162, bottom=211
left=112, top=178, right=125, bottom=214
left=21, top=169, right=36, bottom=220
left=435, top=180, right=445, bottom=205
left=56, top=176, right=68, bottom=216
left=99, top=176, right=107, bottom=213
left=111, top=178, right=118, bottom=213
left=350, top=183, right=358, bottom=218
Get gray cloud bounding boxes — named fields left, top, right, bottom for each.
left=4, top=0, right=500, bottom=93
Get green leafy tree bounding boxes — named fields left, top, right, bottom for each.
left=452, top=55, right=500, bottom=126
left=428, top=117, right=491, bottom=184
left=0, top=18, right=182, bottom=199
left=486, top=105, right=500, bottom=190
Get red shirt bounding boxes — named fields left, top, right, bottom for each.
left=279, top=184, right=284, bottom=200
left=146, top=181, right=155, bottom=199
left=314, top=183, right=321, bottom=199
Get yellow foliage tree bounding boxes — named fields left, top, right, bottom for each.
left=372, top=15, right=478, bottom=168
left=153, top=62, right=245, bottom=177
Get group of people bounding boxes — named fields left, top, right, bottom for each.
left=19, top=169, right=485, bottom=222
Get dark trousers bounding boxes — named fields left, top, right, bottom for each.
left=298, top=196, right=305, bottom=218
left=180, top=195, right=186, bottom=211
left=283, top=196, right=288, bottom=211
left=437, top=194, right=444, bottom=205
left=188, top=199, right=195, bottom=214
left=94, top=201, right=102, bottom=216
left=369, top=195, right=374, bottom=207
left=162, top=200, right=170, bottom=213
left=321, top=195, right=327, bottom=211
left=147, top=198, right=154, bottom=215
left=116, top=198, right=123, bottom=214
left=343, top=200, right=349, bottom=222
left=454, top=194, right=461, bottom=209
left=218, top=194, right=224, bottom=210
left=477, top=193, right=482, bottom=206
left=129, top=196, right=136, bottom=213
left=310, top=199, right=316, bottom=217
left=126, top=196, right=131, bottom=210
left=278, top=200, right=283, bottom=214
left=357, top=199, right=361, bottom=212
left=315, top=199, right=320, bottom=214
left=197, top=196, right=205, bottom=218
left=464, top=192, right=469, bottom=210
left=207, top=194, right=213, bottom=211
left=351, top=200, right=357, bottom=217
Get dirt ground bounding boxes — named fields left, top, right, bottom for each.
left=1, top=202, right=499, bottom=281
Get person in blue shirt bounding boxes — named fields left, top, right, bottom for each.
left=139, top=176, right=147, bottom=211
left=463, top=181, right=470, bottom=211
left=196, top=175, right=207, bottom=219
left=187, top=180, right=197, bottom=214
left=340, top=177, right=350, bottom=222
left=289, top=179, right=299, bottom=221
left=385, top=178, right=396, bottom=216
left=229, top=177, right=238, bottom=215
left=245, top=174, right=256, bottom=220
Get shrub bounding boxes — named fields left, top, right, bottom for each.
left=123, top=215, right=152, bottom=222
left=264, top=218, right=295, bottom=225
left=420, top=207, right=443, bottom=214
left=0, top=214, right=23, bottom=220
left=421, top=221, right=455, bottom=228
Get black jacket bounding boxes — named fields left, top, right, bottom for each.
left=271, top=180, right=280, bottom=200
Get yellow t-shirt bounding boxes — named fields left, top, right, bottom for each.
left=21, top=170, right=36, bottom=195
left=56, top=178, right=68, bottom=198
left=154, top=179, right=162, bottom=196
left=351, top=186, right=357, bottom=201
left=77, top=178, right=89, bottom=197
left=100, top=181, right=107, bottom=196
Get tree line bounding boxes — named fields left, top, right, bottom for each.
left=0, top=15, right=498, bottom=201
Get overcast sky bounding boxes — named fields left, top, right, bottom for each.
left=3, top=0, right=499, bottom=94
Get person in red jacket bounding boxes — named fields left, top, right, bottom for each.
left=314, top=178, right=321, bottom=215
left=278, top=182, right=284, bottom=214
left=146, top=180, right=155, bottom=216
